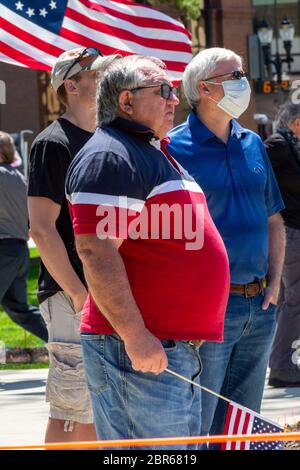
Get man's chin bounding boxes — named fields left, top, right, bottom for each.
left=166, top=118, right=175, bottom=131
left=160, top=126, right=174, bottom=139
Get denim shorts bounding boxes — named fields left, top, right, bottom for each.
left=40, top=291, right=93, bottom=424
left=81, top=333, right=202, bottom=450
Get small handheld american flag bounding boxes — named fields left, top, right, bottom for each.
left=165, top=369, right=284, bottom=451
left=221, top=401, right=284, bottom=450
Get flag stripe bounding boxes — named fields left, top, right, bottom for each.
left=221, top=403, right=233, bottom=450
left=1, top=31, right=56, bottom=68
left=240, top=412, right=251, bottom=450
left=0, top=42, right=50, bottom=70
left=67, top=3, right=191, bottom=52
left=60, top=26, right=187, bottom=73
left=0, top=18, right=64, bottom=59
left=0, top=52, right=25, bottom=68
left=242, top=412, right=251, bottom=434
left=87, top=0, right=186, bottom=27
left=244, top=414, right=253, bottom=450
left=78, top=0, right=191, bottom=38
left=231, top=407, right=242, bottom=450
left=223, top=403, right=233, bottom=435
left=232, top=408, right=242, bottom=435
left=224, top=403, right=236, bottom=450
left=235, top=410, right=246, bottom=450
left=72, top=0, right=189, bottom=44
left=62, top=14, right=191, bottom=63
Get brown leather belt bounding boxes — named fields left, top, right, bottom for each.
left=230, top=278, right=266, bottom=298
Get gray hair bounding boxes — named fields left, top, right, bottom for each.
left=274, top=100, right=300, bottom=130
left=183, top=47, right=243, bottom=109
left=96, top=55, right=166, bottom=126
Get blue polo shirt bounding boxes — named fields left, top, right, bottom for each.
left=167, top=111, right=284, bottom=284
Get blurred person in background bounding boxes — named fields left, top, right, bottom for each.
left=0, top=131, right=47, bottom=342
left=265, top=101, right=300, bottom=387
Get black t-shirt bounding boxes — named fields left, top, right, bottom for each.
left=28, top=118, right=93, bottom=303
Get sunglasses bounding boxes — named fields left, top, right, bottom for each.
left=204, top=70, right=247, bottom=82
left=130, top=83, right=179, bottom=100
left=62, top=47, right=102, bottom=81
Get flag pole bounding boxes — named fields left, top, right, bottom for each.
left=165, top=368, right=231, bottom=403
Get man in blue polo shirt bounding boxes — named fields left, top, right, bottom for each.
left=168, top=47, right=286, bottom=447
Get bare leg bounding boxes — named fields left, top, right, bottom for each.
left=45, top=418, right=97, bottom=449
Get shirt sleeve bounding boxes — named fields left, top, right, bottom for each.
left=66, top=151, right=147, bottom=238
left=264, top=134, right=290, bottom=169
left=259, top=140, right=285, bottom=216
left=28, top=140, right=70, bottom=205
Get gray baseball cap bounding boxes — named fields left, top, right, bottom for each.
left=51, top=47, right=121, bottom=92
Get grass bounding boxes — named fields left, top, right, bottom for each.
left=0, top=246, right=44, bottom=349
left=28, top=246, right=39, bottom=259
left=0, top=362, right=49, bottom=370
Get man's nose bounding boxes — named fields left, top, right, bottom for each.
left=168, top=93, right=180, bottom=105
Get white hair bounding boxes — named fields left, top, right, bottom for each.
left=183, top=47, right=243, bottom=109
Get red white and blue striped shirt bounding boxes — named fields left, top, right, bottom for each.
left=65, top=118, right=230, bottom=340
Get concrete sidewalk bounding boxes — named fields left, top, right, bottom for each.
left=0, top=368, right=48, bottom=446
left=261, top=372, right=300, bottom=427
left=0, top=368, right=299, bottom=447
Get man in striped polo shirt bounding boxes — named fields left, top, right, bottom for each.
left=66, top=55, right=230, bottom=449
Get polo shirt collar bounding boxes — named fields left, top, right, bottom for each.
left=230, top=119, right=247, bottom=139
left=188, top=111, right=214, bottom=144
left=106, top=117, right=157, bottom=142
left=188, top=110, right=247, bottom=143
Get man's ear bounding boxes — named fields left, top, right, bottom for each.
left=64, top=79, right=79, bottom=95
left=118, top=90, right=134, bottom=115
left=197, top=80, right=211, bottom=98
left=295, top=117, right=300, bottom=131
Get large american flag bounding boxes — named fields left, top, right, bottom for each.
left=0, top=0, right=192, bottom=82
left=220, top=401, right=284, bottom=451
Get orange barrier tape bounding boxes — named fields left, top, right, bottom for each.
left=0, top=432, right=299, bottom=450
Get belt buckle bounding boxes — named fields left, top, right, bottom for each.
left=260, top=278, right=267, bottom=291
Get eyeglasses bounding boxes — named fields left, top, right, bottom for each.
left=62, top=47, right=102, bottom=81
left=129, top=83, right=179, bottom=100
left=204, top=70, right=247, bottom=82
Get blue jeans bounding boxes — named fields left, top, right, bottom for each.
left=81, top=334, right=202, bottom=450
left=200, top=293, right=276, bottom=449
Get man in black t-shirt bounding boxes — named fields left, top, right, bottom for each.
left=28, top=48, right=120, bottom=445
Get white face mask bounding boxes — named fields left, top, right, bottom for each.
left=208, top=77, right=251, bottom=119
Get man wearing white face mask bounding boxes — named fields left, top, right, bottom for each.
left=167, top=48, right=286, bottom=448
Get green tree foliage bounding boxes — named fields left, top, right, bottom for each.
left=166, top=0, right=200, bottom=19
left=136, top=0, right=200, bottom=20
